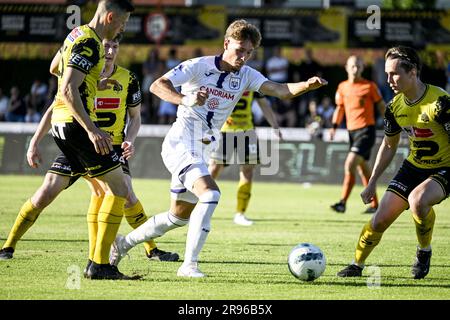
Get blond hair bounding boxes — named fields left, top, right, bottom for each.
left=225, top=20, right=261, bottom=48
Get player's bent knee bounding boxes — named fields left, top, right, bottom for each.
left=371, top=217, right=389, bottom=233
left=198, top=190, right=221, bottom=204
left=408, top=198, right=428, bottom=217
left=32, top=190, right=59, bottom=208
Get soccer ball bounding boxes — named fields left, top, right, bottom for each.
left=288, top=243, right=326, bottom=281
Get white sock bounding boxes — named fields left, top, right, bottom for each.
left=124, top=211, right=188, bottom=249
left=184, top=190, right=220, bottom=264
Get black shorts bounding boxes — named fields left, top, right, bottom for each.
left=348, top=125, right=376, bottom=161
left=387, top=160, right=450, bottom=202
left=51, top=121, right=122, bottom=178
left=210, top=130, right=259, bottom=166
left=48, top=145, right=130, bottom=189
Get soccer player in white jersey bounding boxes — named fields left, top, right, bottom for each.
left=110, top=19, right=327, bottom=277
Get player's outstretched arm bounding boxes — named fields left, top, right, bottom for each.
left=259, top=76, right=328, bottom=100
left=60, top=67, right=112, bottom=155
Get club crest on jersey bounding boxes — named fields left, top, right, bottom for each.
left=67, top=27, right=83, bottom=42
left=229, top=76, right=241, bottom=90
left=207, top=97, right=220, bottom=110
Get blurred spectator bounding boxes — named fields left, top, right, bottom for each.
left=265, top=47, right=291, bottom=126
left=372, top=55, right=394, bottom=103
left=142, top=48, right=164, bottom=123
left=316, top=96, right=335, bottom=128
left=247, top=47, right=264, bottom=72
left=5, top=86, right=26, bottom=122
left=274, top=98, right=297, bottom=127
left=0, top=88, right=9, bottom=121
left=166, top=47, right=181, bottom=70
left=294, top=48, right=323, bottom=127
left=29, top=79, right=48, bottom=113
left=447, top=61, right=450, bottom=93
left=193, top=47, right=204, bottom=57
left=43, top=77, right=58, bottom=111
left=445, top=61, right=450, bottom=92
left=25, top=105, right=41, bottom=123
left=265, top=46, right=289, bottom=83
left=158, top=47, right=180, bottom=125
left=305, top=100, right=323, bottom=140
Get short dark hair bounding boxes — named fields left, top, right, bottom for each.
left=104, top=0, right=134, bottom=13
left=385, top=46, right=422, bottom=76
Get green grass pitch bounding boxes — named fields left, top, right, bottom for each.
left=0, top=174, right=449, bottom=300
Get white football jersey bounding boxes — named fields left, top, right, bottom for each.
left=164, top=55, right=268, bottom=142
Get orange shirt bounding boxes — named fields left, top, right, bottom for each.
left=333, top=79, right=382, bottom=131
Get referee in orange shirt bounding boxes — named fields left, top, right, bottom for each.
left=329, top=55, right=386, bottom=214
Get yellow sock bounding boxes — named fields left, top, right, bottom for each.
left=413, top=208, right=435, bottom=249
left=93, top=195, right=125, bottom=264
left=237, top=181, right=252, bottom=213
left=87, top=194, right=104, bottom=261
left=3, top=199, right=43, bottom=249
left=354, top=221, right=383, bottom=266
left=124, top=200, right=156, bottom=254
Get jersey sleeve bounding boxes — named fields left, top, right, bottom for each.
left=384, top=102, right=402, bottom=136
left=247, top=67, right=269, bottom=93
left=164, top=59, right=199, bottom=87
left=126, top=71, right=142, bottom=108
left=67, top=38, right=101, bottom=74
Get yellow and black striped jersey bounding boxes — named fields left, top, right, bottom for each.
left=51, top=25, right=105, bottom=124
left=221, top=91, right=263, bottom=132
left=384, top=84, right=450, bottom=169
left=95, top=65, right=142, bottom=145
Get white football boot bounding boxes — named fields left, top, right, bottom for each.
left=233, top=213, right=254, bottom=226
left=177, top=262, right=205, bottom=278
left=109, top=234, right=130, bottom=266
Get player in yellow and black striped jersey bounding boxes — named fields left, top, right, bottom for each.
left=337, top=46, right=450, bottom=280
left=0, top=1, right=137, bottom=280
left=0, top=34, right=179, bottom=271
left=95, top=64, right=141, bottom=145
left=209, top=91, right=281, bottom=226
left=384, top=85, right=450, bottom=171
left=51, top=24, right=104, bottom=124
